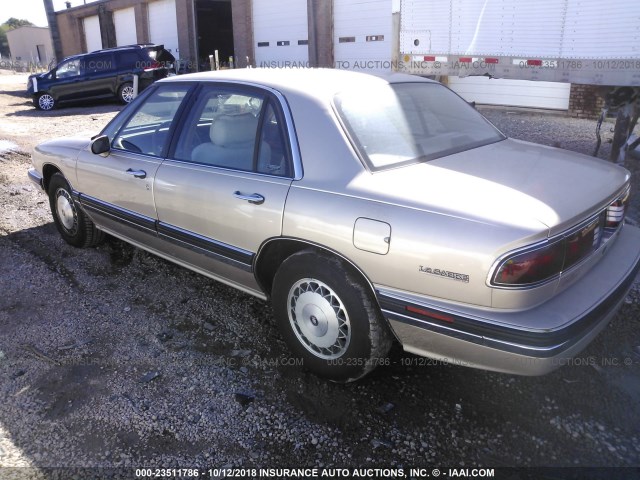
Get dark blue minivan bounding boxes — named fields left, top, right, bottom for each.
left=27, top=44, right=175, bottom=110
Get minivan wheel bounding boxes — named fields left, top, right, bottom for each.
left=272, top=250, right=393, bottom=382
left=36, top=93, right=55, bottom=110
left=48, top=173, right=104, bottom=248
left=118, top=82, right=135, bottom=104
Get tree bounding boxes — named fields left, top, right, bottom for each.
left=0, top=26, right=9, bottom=58
left=4, top=18, right=34, bottom=29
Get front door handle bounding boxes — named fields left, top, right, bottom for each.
left=126, top=168, right=147, bottom=179
left=233, top=191, right=265, bottom=205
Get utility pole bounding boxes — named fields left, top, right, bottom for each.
left=43, top=0, right=63, bottom=62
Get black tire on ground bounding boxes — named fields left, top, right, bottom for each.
left=48, top=173, right=104, bottom=248
left=118, top=82, right=135, bottom=104
left=272, top=250, right=393, bottom=382
left=35, top=93, right=55, bottom=110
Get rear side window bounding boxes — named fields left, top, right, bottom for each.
left=112, top=84, right=191, bottom=157
left=84, top=53, right=115, bottom=73
left=172, top=86, right=291, bottom=177
left=117, top=51, right=142, bottom=70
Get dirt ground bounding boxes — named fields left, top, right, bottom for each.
left=1, top=70, right=639, bottom=477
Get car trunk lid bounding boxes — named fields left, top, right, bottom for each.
left=353, top=138, right=630, bottom=236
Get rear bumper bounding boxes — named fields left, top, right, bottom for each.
left=379, top=224, right=640, bottom=375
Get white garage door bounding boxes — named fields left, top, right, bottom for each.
left=83, top=15, right=102, bottom=52
left=253, top=0, right=309, bottom=67
left=447, top=76, right=571, bottom=110
left=334, top=0, right=392, bottom=71
left=148, top=0, right=179, bottom=56
left=114, top=7, right=137, bottom=47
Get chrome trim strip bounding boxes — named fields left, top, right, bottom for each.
left=79, top=194, right=157, bottom=233
left=160, top=157, right=295, bottom=181
left=381, top=308, right=568, bottom=357
left=78, top=193, right=254, bottom=270
left=157, top=222, right=254, bottom=271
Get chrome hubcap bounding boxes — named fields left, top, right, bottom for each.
left=121, top=86, right=135, bottom=103
left=288, top=279, right=351, bottom=359
left=55, top=189, right=77, bottom=234
left=39, top=94, right=54, bottom=110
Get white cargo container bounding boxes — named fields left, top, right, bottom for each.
left=398, top=0, right=640, bottom=86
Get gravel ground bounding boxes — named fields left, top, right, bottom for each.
left=1, top=70, right=640, bottom=478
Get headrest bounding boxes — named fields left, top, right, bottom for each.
left=210, top=114, right=258, bottom=147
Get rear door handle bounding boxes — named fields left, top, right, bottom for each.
left=233, top=191, right=265, bottom=205
left=126, top=168, right=147, bottom=179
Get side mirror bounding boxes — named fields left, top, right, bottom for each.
left=91, top=135, right=111, bottom=155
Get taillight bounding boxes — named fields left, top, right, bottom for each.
left=492, top=240, right=564, bottom=287
left=605, top=188, right=629, bottom=231
left=563, top=216, right=602, bottom=270
left=491, top=186, right=630, bottom=288
left=144, top=61, right=162, bottom=71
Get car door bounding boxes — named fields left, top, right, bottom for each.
left=75, top=83, right=192, bottom=244
left=77, top=52, right=117, bottom=99
left=50, top=57, right=84, bottom=102
left=153, top=84, right=295, bottom=289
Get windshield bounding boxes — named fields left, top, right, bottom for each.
left=333, top=82, right=505, bottom=171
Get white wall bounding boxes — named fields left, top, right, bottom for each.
left=148, top=0, right=179, bottom=55
left=83, top=15, right=102, bottom=53
left=334, top=0, right=393, bottom=71
left=448, top=77, right=571, bottom=110
left=114, top=7, right=137, bottom=47
left=253, top=0, right=309, bottom=66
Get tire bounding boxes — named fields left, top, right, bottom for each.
left=35, top=93, right=55, bottom=110
left=272, top=250, right=393, bottom=382
left=118, top=82, right=135, bottom=104
left=48, top=173, right=104, bottom=248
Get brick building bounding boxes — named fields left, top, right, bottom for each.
left=49, top=0, right=606, bottom=115
left=52, top=0, right=339, bottom=71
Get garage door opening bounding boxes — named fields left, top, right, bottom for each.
left=195, top=0, right=234, bottom=70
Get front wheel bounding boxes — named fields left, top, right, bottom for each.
left=35, top=93, right=55, bottom=110
left=118, top=82, right=135, bottom=104
left=48, top=173, right=104, bottom=248
left=272, top=250, right=393, bottom=382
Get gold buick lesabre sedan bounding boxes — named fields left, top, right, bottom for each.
left=28, top=69, right=640, bottom=382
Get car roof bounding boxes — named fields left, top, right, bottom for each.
left=93, top=44, right=161, bottom=54
left=59, top=44, right=163, bottom=62
left=162, top=68, right=437, bottom=101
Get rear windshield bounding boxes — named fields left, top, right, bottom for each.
left=147, top=47, right=175, bottom=63
left=333, top=82, right=505, bottom=171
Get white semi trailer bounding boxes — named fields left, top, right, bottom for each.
left=398, top=0, right=640, bottom=162
left=398, top=0, right=640, bottom=86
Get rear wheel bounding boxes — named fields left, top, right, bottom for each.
left=272, top=250, right=393, bottom=382
left=35, top=93, right=55, bottom=110
left=48, top=173, right=103, bottom=248
left=118, top=82, right=135, bottom=104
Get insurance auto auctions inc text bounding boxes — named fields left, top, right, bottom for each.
left=206, top=467, right=495, bottom=478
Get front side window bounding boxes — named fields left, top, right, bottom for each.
left=56, top=58, right=81, bottom=78
left=334, top=82, right=505, bottom=171
left=174, top=86, right=291, bottom=176
left=112, top=84, right=191, bottom=156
